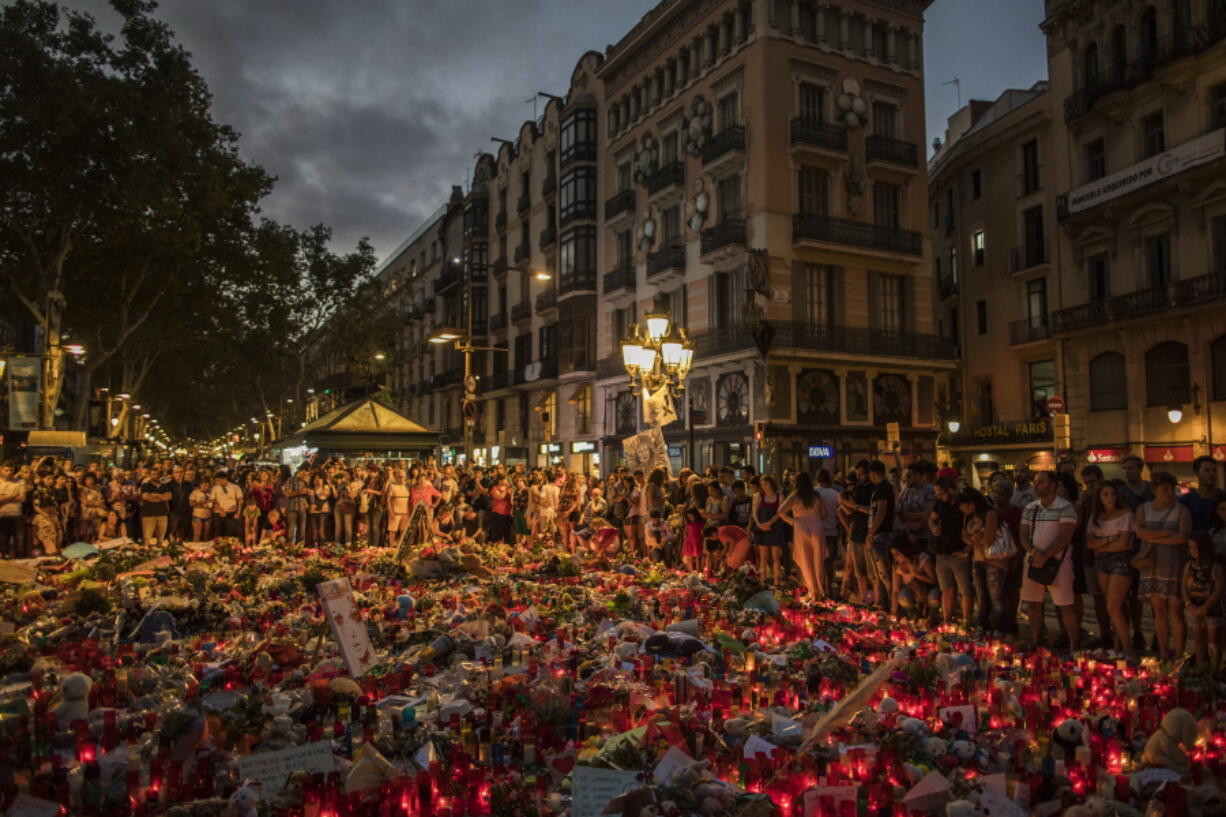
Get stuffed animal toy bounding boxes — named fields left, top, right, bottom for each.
left=224, top=784, right=259, bottom=817
left=899, top=716, right=928, bottom=735
left=1052, top=718, right=1085, bottom=760
left=950, top=739, right=978, bottom=765
left=667, top=758, right=712, bottom=788
left=1141, top=708, right=1198, bottom=777
left=924, top=736, right=949, bottom=759
left=54, top=672, right=93, bottom=729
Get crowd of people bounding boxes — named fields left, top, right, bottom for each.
left=2, top=450, right=1225, bottom=668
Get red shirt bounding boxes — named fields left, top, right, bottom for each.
left=490, top=484, right=512, bottom=516
left=248, top=483, right=275, bottom=513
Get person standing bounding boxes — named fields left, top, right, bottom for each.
left=488, top=475, right=513, bottom=545
left=778, top=472, right=829, bottom=602
left=189, top=477, right=214, bottom=542
left=1117, top=455, right=1154, bottom=510
left=209, top=471, right=244, bottom=539
left=815, top=470, right=842, bottom=594
left=138, top=466, right=172, bottom=546
left=866, top=461, right=896, bottom=610
left=960, top=487, right=1002, bottom=634
left=930, top=476, right=973, bottom=626
left=165, top=465, right=193, bottom=541
left=0, top=464, right=28, bottom=558
left=1137, top=471, right=1192, bottom=660
left=1087, top=481, right=1137, bottom=656
left=751, top=475, right=787, bottom=585
left=1019, top=471, right=1079, bottom=652
left=364, top=467, right=386, bottom=548
left=31, top=471, right=61, bottom=556
left=282, top=467, right=310, bottom=545
left=1011, top=463, right=1037, bottom=509
left=384, top=469, right=412, bottom=546
left=1182, top=456, right=1221, bottom=533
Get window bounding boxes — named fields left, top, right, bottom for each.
left=1085, top=139, right=1106, bottom=182
left=518, top=393, right=530, bottom=438
left=1141, top=112, right=1165, bottom=158
left=1087, top=254, right=1110, bottom=300
left=803, top=264, right=835, bottom=325
left=799, top=2, right=817, bottom=41
left=976, top=300, right=987, bottom=335
left=1139, top=7, right=1158, bottom=63
left=949, top=247, right=958, bottom=283
left=798, top=82, right=825, bottom=122
left=712, top=267, right=744, bottom=329
left=949, top=307, right=959, bottom=342
left=873, top=182, right=901, bottom=229
left=932, top=200, right=941, bottom=231
left=671, top=285, right=688, bottom=329
left=973, top=378, right=994, bottom=422
left=514, top=333, right=532, bottom=368
left=1021, top=140, right=1040, bottom=194
left=1214, top=215, right=1226, bottom=274
left=1213, top=335, right=1226, bottom=401
left=559, top=226, right=596, bottom=292
left=617, top=161, right=632, bottom=192
left=538, top=324, right=555, bottom=361
left=878, top=273, right=905, bottom=333
left=798, top=166, right=829, bottom=216
left=872, top=101, right=898, bottom=138
left=971, top=169, right=982, bottom=200
left=717, top=175, right=742, bottom=221
left=1111, top=25, right=1127, bottom=76
left=661, top=205, right=681, bottom=245
left=872, top=24, right=888, bottom=60
left=1022, top=206, right=1045, bottom=266
left=1089, top=352, right=1127, bottom=411
left=1027, top=277, right=1048, bottom=327
left=1212, top=84, right=1226, bottom=132
left=945, top=187, right=955, bottom=234
left=1145, top=341, right=1190, bottom=406
left=559, top=167, right=597, bottom=224
left=972, top=230, right=985, bottom=266
left=717, top=91, right=739, bottom=131
left=520, top=171, right=531, bottom=204
left=495, top=399, right=506, bottom=431
left=1029, top=360, right=1057, bottom=418
left=615, top=230, right=633, bottom=266
left=1083, top=42, right=1100, bottom=89
left=1145, top=233, right=1171, bottom=287
left=559, top=108, right=596, bottom=165
left=661, top=131, right=678, bottom=163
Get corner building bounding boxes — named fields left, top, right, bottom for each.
left=592, top=0, right=955, bottom=475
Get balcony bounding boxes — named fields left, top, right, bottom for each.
left=603, top=262, right=636, bottom=307
left=516, top=194, right=530, bottom=215
left=559, top=272, right=596, bottom=297
left=596, top=353, right=624, bottom=381
left=559, top=201, right=597, bottom=227
left=1009, top=318, right=1052, bottom=346
left=865, top=134, right=919, bottom=168
left=1009, top=240, right=1049, bottom=272
left=605, top=188, right=636, bottom=221
left=688, top=321, right=957, bottom=361
left=433, top=264, right=461, bottom=294
left=1052, top=272, right=1226, bottom=333
left=513, top=242, right=531, bottom=264
left=560, top=142, right=597, bottom=169
left=646, top=160, right=685, bottom=195
left=511, top=301, right=532, bottom=324
left=789, top=117, right=849, bottom=153
left=542, top=173, right=556, bottom=198
left=539, top=225, right=557, bottom=249
left=491, top=256, right=508, bottom=277
left=792, top=213, right=923, bottom=257
left=702, top=125, right=746, bottom=169
left=701, top=219, right=746, bottom=257
left=536, top=287, right=557, bottom=312
left=646, top=243, right=686, bottom=286
left=1064, top=21, right=1226, bottom=123
left=488, top=311, right=508, bottom=333
left=495, top=210, right=507, bottom=232
left=938, top=274, right=959, bottom=300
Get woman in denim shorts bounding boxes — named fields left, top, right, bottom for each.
left=1086, top=481, right=1136, bottom=656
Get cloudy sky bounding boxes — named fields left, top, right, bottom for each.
left=69, top=0, right=1048, bottom=263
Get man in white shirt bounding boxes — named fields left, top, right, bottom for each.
left=209, top=471, right=244, bottom=539
left=1020, top=471, right=1079, bottom=651
left=0, top=464, right=28, bottom=558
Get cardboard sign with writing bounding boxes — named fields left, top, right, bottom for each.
left=238, top=739, right=336, bottom=796
left=570, top=766, right=640, bottom=817
left=318, top=578, right=376, bottom=678
left=938, top=704, right=977, bottom=734
left=7, top=793, right=65, bottom=817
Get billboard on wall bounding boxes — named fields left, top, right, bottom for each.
left=7, top=356, right=40, bottom=429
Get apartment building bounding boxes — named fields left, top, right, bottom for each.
left=1045, top=0, right=1226, bottom=477
left=592, top=0, right=955, bottom=475
left=928, top=83, right=1063, bottom=482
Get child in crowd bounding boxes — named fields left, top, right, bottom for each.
left=703, top=524, right=725, bottom=577
left=682, top=507, right=704, bottom=574
left=261, top=508, right=287, bottom=544
left=1183, top=531, right=1224, bottom=674
left=646, top=509, right=674, bottom=562
left=891, top=532, right=938, bottom=621
left=242, top=497, right=261, bottom=546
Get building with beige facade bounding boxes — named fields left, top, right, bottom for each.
left=930, top=0, right=1226, bottom=482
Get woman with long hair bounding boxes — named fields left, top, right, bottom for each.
left=779, top=471, right=829, bottom=602
left=308, top=473, right=333, bottom=545
left=1087, top=480, right=1136, bottom=656
left=959, top=487, right=1002, bottom=634
left=752, top=475, right=787, bottom=585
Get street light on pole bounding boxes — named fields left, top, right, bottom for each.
left=620, top=311, right=695, bottom=451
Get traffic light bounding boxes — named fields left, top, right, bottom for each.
left=753, top=421, right=765, bottom=443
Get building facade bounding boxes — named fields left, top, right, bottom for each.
left=929, top=0, right=1226, bottom=482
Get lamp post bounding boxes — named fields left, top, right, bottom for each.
left=428, top=261, right=510, bottom=466
left=619, top=312, right=695, bottom=449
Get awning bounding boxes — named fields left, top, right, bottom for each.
left=271, top=397, right=440, bottom=453
left=26, top=431, right=87, bottom=447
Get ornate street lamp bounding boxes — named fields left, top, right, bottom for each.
left=620, top=312, right=694, bottom=400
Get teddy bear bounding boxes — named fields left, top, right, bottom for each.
left=1052, top=719, right=1086, bottom=760
left=53, top=672, right=93, bottom=729
left=223, top=783, right=259, bottom=817
left=924, top=736, right=950, bottom=760
left=667, top=758, right=712, bottom=788
left=1141, top=708, right=1198, bottom=777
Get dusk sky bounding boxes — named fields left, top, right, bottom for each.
left=70, top=0, right=1049, bottom=263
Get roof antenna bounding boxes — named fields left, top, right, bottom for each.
left=942, top=77, right=961, bottom=108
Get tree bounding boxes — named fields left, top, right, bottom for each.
left=0, top=0, right=271, bottom=428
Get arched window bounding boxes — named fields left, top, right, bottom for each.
left=1090, top=352, right=1127, bottom=410
left=1212, top=334, right=1226, bottom=401
left=1145, top=341, right=1190, bottom=407
left=1111, top=25, right=1128, bottom=77
left=1083, top=43, right=1100, bottom=88
left=1139, top=7, right=1158, bottom=63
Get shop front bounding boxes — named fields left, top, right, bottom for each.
left=537, top=442, right=564, bottom=468
left=569, top=440, right=599, bottom=476
left=944, top=418, right=1056, bottom=489
left=769, top=429, right=938, bottom=478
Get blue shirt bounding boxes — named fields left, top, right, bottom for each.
left=1180, top=490, right=1218, bottom=533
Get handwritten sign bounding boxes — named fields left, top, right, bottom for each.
left=938, top=704, right=977, bottom=734
left=238, top=739, right=335, bottom=796
left=979, top=787, right=1026, bottom=817
left=570, top=766, right=640, bottom=817
left=318, top=578, right=376, bottom=678
left=6, top=793, right=61, bottom=817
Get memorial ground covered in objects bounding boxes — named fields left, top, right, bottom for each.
left=0, top=533, right=1223, bottom=817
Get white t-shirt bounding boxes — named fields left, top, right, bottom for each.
left=210, top=482, right=243, bottom=515
left=0, top=478, right=26, bottom=518
left=1021, top=496, right=1077, bottom=557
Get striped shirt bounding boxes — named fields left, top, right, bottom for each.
left=1021, top=496, right=1076, bottom=555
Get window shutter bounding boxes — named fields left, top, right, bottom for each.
left=867, top=270, right=880, bottom=330
left=832, top=266, right=845, bottom=325
left=902, top=275, right=916, bottom=334
left=792, top=261, right=807, bottom=323
left=709, top=273, right=720, bottom=329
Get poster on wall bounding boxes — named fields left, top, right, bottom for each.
left=622, top=426, right=670, bottom=476
left=7, top=356, right=41, bottom=430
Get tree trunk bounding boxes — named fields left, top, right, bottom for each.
left=38, top=289, right=66, bottom=430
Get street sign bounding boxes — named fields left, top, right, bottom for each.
left=1045, top=396, right=1066, bottom=414
left=462, top=399, right=477, bottom=426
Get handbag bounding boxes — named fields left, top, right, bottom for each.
left=1027, top=548, right=1065, bottom=585
left=986, top=523, right=1017, bottom=560
left=1129, top=541, right=1155, bottom=570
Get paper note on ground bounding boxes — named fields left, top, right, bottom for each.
left=6, top=794, right=61, bottom=817
left=238, top=739, right=336, bottom=795
left=571, top=766, right=641, bottom=817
